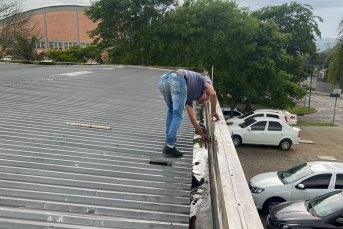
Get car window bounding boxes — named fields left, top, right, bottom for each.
left=268, top=121, right=282, bottom=131
left=266, top=114, right=279, bottom=119
left=239, top=118, right=256, bottom=128
left=233, top=111, right=241, bottom=116
left=245, top=114, right=263, bottom=121
left=250, top=121, right=267, bottom=131
left=309, top=190, right=343, bottom=218
left=335, top=174, right=343, bottom=189
left=281, top=163, right=314, bottom=184
left=223, top=111, right=230, bottom=115
left=301, top=174, right=332, bottom=189
left=239, top=112, right=254, bottom=119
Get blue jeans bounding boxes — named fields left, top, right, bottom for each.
left=159, top=71, right=187, bottom=146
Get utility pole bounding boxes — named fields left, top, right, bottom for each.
left=309, top=67, right=313, bottom=108
left=304, top=64, right=313, bottom=108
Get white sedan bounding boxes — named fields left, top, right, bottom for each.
left=255, top=109, right=297, bottom=125
left=249, top=161, right=343, bottom=213
left=226, top=111, right=287, bottom=126
left=228, top=117, right=300, bottom=150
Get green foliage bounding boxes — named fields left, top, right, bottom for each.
left=251, top=2, right=322, bottom=83
left=295, top=123, right=335, bottom=126
left=84, top=0, right=313, bottom=110
left=48, top=45, right=102, bottom=63
left=6, top=34, right=45, bottom=61
left=155, top=0, right=259, bottom=109
left=286, top=106, right=316, bottom=114
left=251, top=2, right=322, bottom=57
left=327, top=16, right=343, bottom=85
left=85, top=0, right=175, bottom=65
left=327, top=38, right=343, bottom=85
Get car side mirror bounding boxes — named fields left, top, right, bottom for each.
left=247, top=127, right=251, bottom=131
left=335, top=218, right=343, bottom=225
left=296, top=184, right=305, bottom=189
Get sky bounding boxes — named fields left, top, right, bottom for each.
left=22, top=0, right=343, bottom=39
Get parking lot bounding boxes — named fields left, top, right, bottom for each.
left=235, top=92, right=343, bottom=227
left=238, top=126, right=343, bottom=182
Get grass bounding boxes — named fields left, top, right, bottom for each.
left=294, top=123, right=337, bottom=126
left=286, top=106, right=316, bottom=115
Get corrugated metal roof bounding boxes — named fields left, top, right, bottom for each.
left=0, top=64, right=194, bottom=228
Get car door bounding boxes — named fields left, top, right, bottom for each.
left=263, top=121, right=283, bottom=145
left=291, top=173, right=333, bottom=201
left=244, top=121, right=267, bottom=144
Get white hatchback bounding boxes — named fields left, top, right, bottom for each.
left=249, top=161, right=343, bottom=213
left=228, top=117, right=300, bottom=150
left=226, top=111, right=287, bottom=126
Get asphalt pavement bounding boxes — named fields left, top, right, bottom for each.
left=297, top=91, right=343, bottom=125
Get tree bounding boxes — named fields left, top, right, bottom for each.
left=155, top=0, right=306, bottom=113
left=327, top=18, right=343, bottom=85
left=240, top=19, right=307, bottom=110
left=327, top=38, right=343, bottom=85
left=0, top=0, right=33, bottom=59
left=252, top=2, right=322, bottom=57
left=85, top=0, right=175, bottom=65
left=48, top=44, right=103, bottom=63
left=251, top=2, right=323, bottom=83
left=6, top=34, right=45, bottom=60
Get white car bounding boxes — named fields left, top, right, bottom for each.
left=249, top=161, right=343, bottom=213
left=229, top=117, right=300, bottom=150
left=255, top=109, right=297, bottom=125
left=226, top=111, right=287, bottom=126
left=221, top=108, right=244, bottom=119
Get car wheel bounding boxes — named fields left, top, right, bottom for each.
left=279, top=139, right=291, bottom=151
left=263, top=198, right=285, bottom=214
left=232, top=135, right=242, bottom=147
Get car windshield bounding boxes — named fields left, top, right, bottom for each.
left=239, top=118, right=256, bottom=128
left=308, top=190, right=343, bottom=218
left=239, top=112, right=254, bottom=119
left=280, top=163, right=313, bottom=184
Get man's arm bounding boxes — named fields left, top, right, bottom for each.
left=204, top=82, right=220, bottom=120
left=185, top=104, right=209, bottom=143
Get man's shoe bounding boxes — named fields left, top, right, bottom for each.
left=163, top=145, right=184, bottom=156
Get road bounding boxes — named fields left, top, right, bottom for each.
left=297, top=92, right=343, bottom=125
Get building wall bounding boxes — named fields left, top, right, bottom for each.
left=46, top=11, right=78, bottom=41
left=15, top=5, right=98, bottom=52
left=316, top=81, right=340, bottom=93
left=25, top=14, right=45, bottom=39
left=78, top=13, right=97, bottom=42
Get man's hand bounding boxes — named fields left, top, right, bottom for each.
left=201, top=134, right=210, bottom=143
left=211, top=111, right=220, bottom=121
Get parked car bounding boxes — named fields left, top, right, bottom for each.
left=249, top=161, right=343, bottom=214
left=228, top=117, right=300, bottom=150
left=255, top=109, right=298, bottom=125
left=226, top=111, right=288, bottom=126
left=267, top=190, right=343, bottom=229
left=221, top=108, right=244, bottom=119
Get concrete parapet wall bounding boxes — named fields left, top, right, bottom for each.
left=205, top=90, right=263, bottom=228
